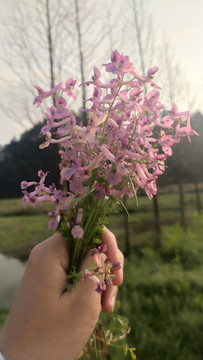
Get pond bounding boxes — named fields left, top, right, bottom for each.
left=0, top=253, right=25, bottom=307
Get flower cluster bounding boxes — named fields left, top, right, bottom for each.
left=82, top=244, right=121, bottom=295
left=22, top=50, right=197, bottom=287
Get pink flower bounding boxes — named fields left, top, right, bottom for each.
left=24, top=48, right=198, bottom=245
left=21, top=180, right=37, bottom=189
left=147, top=66, right=159, bottom=77
left=158, top=131, right=174, bottom=156
left=62, top=167, right=75, bottom=180
left=76, top=208, right=83, bottom=225
left=89, top=244, right=107, bottom=267
left=82, top=272, right=106, bottom=295
left=48, top=215, right=60, bottom=231
left=100, top=144, right=116, bottom=163
left=84, top=67, right=115, bottom=89
left=33, top=83, right=63, bottom=107
left=107, top=172, right=122, bottom=185
left=71, top=225, right=84, bottom=239
left=62, top=78, right=77, bottom=99
left=54, top=97, right=70, bottom=119
left=103, top=50, right=134, bottom=76
left=174, top=123, right=199, bottom=143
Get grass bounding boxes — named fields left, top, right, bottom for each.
left=0, top=191, right=203, bottom=359
left=115, top=218, right=203, bottom=360
left=0, top=307, right=10, bottom=327
left=0, top=199, right=54, bottom=260
left=0, top=187, right=202, bottom=257
left=0, top=214, right=51, bottom=261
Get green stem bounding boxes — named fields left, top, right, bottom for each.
left=81, top=199, right=106, bottom=258
left=68, top=197, right=105, bottom=273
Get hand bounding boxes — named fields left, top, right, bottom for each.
left=0, top=227, right=123, bottom=360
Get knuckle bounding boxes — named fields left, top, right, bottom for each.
left=27, top=243, right=43, bottom=267
left=110, top=231, right=117, bottom=243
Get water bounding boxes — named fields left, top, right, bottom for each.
left=0, top=253, right=25, bottom=306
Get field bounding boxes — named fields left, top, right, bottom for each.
left=0, top=185, right=201, bottom=258
left=0, top=187, right=203, bottom=359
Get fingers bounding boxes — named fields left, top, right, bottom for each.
left=101, top=285, right=118, bottom=313
left=30, top=227, right=123, bottom=316
left=66, top=227, right=124, bottom=315
left=100, top=227, right=124, bottom=313
left=29, top=233, right=69, bottom=271
left=102, top=226, right=124, bottom=286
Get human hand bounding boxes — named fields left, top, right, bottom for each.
left=0, top=227, right=123, bottom=360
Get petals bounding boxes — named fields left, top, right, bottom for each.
left=28, top=49, right=198, bottom=242
left=100, top=144, right=116, bottom=162
left=71, top=225, right=84, bottom=239
left=48, top=215, right=60, bottom=231
left=21, top=181, right=37, bottom=189
left=62, top=167, right=75, bottom=180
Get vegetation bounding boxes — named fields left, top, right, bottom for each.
left=1, top=188, right=203, bottom=258
left=117, top=218, right=203, bottom=360
left=0, top=199, right=53, bottom=261
left=0, top=307, right=9, bottom=328
left=1, top=195, right=203, bottom=359
left=0, top=122, right=60, bottom=199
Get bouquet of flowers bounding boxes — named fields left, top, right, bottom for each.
left=21, top=50, right=197, bottom=358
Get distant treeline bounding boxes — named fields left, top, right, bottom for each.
left=0, top=122, right=60, bottom=198
left=159, top=111, right=203, bottom=188
left=0, top=112, right=203, bottom=199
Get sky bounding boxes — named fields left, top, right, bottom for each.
left=0, top=0, right=203, bottom=147
left=148, top=0, right=203, bottom=102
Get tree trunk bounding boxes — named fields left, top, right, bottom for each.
left=194, top=180, right=201, bottom=213
left=74, top=0, right=87, bottom=125
left=46, top=0, right=55, bottom=92
left=152, top=194, right=162, bottom=249
left=177, top=168, right=186, bottom=227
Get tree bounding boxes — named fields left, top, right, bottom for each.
left=161, top=41, right=190, bottom=227
left=131, top=0, right=161, bottom=245
left=0, top=122, right=60, bottom=199
left=0, top=0, right=114, bottom=134
left=180, top=112, right=203, bottom=214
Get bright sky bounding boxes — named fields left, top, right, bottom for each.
left=148, top=0, right=203, bottom=108
left=0, top=0, right=203, bottom=146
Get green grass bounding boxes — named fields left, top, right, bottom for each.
left=0, top=198, right=54, bottom=216
left=1, top=194, right=203, bottom=359
left=0, top=213, right=52, bottom=260
left=115, top=217, right=203, bottom=360
left=0, top=189, right=201, bottom=258
left=0, top=307, right=10, bottom=328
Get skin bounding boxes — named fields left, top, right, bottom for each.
left=0, top=227, right=123, bottom=360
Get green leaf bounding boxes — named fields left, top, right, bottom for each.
left=123, top=344, right=128, bottom=356
left=93, top=238, right=102, bottom=245
left=117, top=315, right=129, bottom=334
left=109, top=317, right=117, bottom=333
left=129, top=347, right=136, bottom=359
